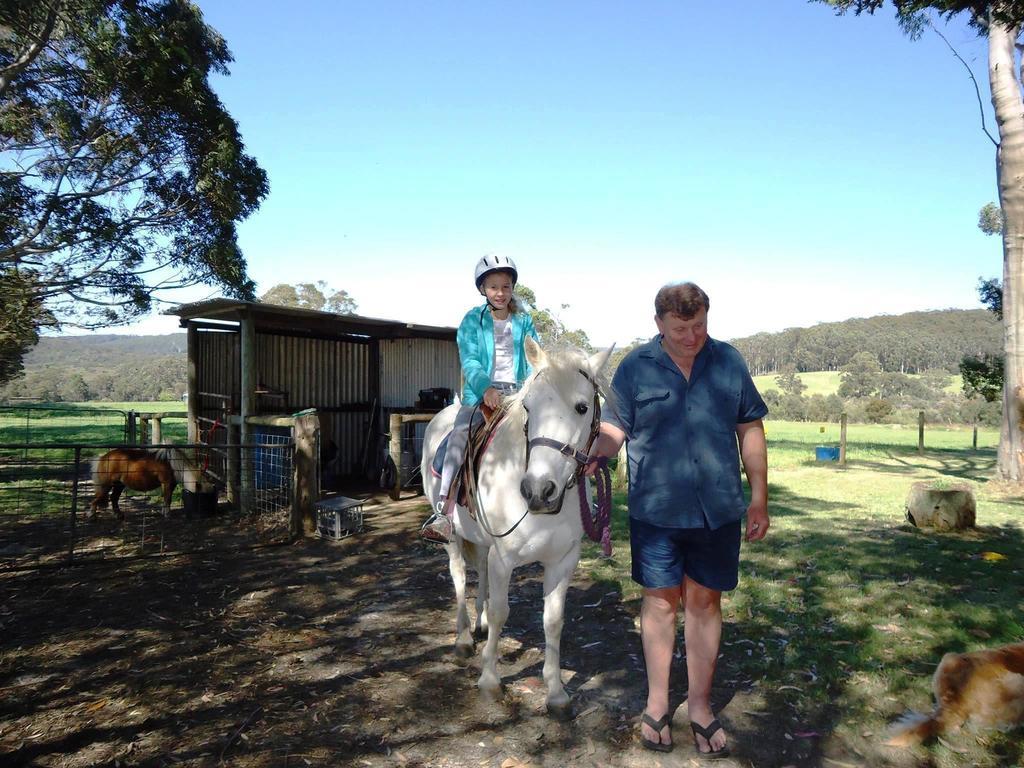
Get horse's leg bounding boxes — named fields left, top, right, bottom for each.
left=162, top=479, right=175, bottom=518
left=541, top=544, right=580, bottom=720
left=478, top=551, right=512, bottom=701
left=473, top=543, right=490, bottom=639
left=90, top=486, right=105, bottom=518
left=110, top=482, right=125, bottom=520
left=447, top=538, right=474, bottom=660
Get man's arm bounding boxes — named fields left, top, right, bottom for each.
left=584, top=422, right=626, bottom=476
left=736, top=419, right=768, bottom=541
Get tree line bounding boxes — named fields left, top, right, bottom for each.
left=729, top=309, right=1000, bottom=376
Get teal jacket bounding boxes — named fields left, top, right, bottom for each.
left=457, top=303, right=539, bottom=406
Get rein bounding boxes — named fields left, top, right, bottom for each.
left=579, top=457, right=613, bottom=556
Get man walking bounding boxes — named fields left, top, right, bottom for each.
left=587, top=281, right=768, bottom=758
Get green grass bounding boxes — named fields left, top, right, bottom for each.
left=578, top=420, right=1023, bottom=766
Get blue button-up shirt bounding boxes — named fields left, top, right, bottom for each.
left=603, top=335, right=768, bottom=530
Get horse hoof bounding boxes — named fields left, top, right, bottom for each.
left=479, top=686, right=502, bottom=703
left=546, top=699, right=574, bottom=721
left=454, top=643, right=474, bottom=662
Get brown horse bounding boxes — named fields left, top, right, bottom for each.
left=90, top=447, right=202, bottom=520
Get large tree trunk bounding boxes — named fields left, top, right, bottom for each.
left=989, top=22, right=1024, bottom=482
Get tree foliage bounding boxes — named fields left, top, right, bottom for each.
left=516, top=284, right=593, bottom=351
left=259, top=281, right=358, bottom=314
left=731, top=309, right=1000, bottom=375
left=838, top=351, right=883, bottom=398
left=0, top=269, right=56, bottom=384
left=0, top=0, right=267, bottom=378
left=960, top=354, right=1004, bottom=401
left=775, top=365, right=807, bottom=396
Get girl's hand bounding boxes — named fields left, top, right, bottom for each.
left=483, top=387, right=502, bottom=409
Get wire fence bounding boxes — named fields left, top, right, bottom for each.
left=0, top=441, right=296, bottom=568
left=0, top=405, right=129, bottom=445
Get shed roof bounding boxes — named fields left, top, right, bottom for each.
left=167, top=299, right=456, bottom=341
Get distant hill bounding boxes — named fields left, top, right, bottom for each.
left=729, top=309, right=1000, bottom=375
left=2, top=333, right=189, bottom=403
left=24, top=333, right=187, bottom=369
left=0, top=309, right=1002, bottom=402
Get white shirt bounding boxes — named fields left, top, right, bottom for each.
left=491, top=317, right=515, bottom=385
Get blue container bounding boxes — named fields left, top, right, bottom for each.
left=815, top=446, right=840, bottom=462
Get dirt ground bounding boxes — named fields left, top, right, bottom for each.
left=1, top=494, right=919, bottom=768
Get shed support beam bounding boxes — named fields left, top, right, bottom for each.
left=240, top=313, right=256, bottom=515
left=186, top=324, right=199, bottom=443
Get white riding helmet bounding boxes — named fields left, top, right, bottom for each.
left=474, top=254, right=518, bottom=290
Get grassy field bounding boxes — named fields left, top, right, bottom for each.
left=0, top=401, right=188, bottom=445
left=754, top=370, right=964, bottom=396
left=579, top=419, right=1022, bottom=767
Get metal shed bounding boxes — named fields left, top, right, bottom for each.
left=167, top=300, right=459, bottom=497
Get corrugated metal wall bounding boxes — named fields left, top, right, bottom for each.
left=379, top=338, right=461, bottom=407
left=193, top=328, right=459, bottom=480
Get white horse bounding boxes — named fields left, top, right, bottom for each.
left=421, top=338, right=612, bottom=718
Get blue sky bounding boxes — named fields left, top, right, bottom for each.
left=126, top=0, right=1000, bottom=346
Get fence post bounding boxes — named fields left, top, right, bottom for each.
left=918, top=411, right=925, bottom=455
left=389, top=413, right=402, bottom=500
left=151, top=417, right=162, bottom=445
left=972, top=423, right=978, bottom=450
left=69, top=446, right=81, bottom=563
left=127, top=410, right=137, bottom=444
left=839, top=413, right=847, bottom=466
left=227, top=421, right=239, bottom=506
left=291, top=411, right=320, bottom=538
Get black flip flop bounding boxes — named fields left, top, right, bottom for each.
left=640, top=712, right=674, bottom=753
left=690, top=718, right=730, bottom=760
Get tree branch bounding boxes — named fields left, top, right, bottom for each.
left=928, top=18, right=999, bottom=147
left=0, top=2, right=62, bottom=99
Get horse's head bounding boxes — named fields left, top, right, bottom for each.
left=517, top=337, right=613, bottom=513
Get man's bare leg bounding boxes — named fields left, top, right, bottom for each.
left=640, top=585, right=682, bottom=747
left=682, top=576, right=728, bottom=753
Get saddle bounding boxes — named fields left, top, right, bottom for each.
left=431, top=402, right=505, bottom=518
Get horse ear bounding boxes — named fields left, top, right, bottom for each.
left=525, top=336, right=547, bottom=369
left=588, top=344, right=614, bottom=377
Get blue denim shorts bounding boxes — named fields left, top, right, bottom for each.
left=629, top=516, right=742, bottom=592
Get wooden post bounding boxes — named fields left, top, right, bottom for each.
left=151, top=417, right=162, bottom=445
left=69, top=446, right=80, bottom=563
left=972, top=423, right=978, bottom=450
left=127, top=410, right=137, bottom=444
left=140, top=416, right=149, bottom=445
left=186, top=324, right=199, bottom=443
left=839, top=413, right=847, bottom=466
left=239, top=312, right=256, bottom=515
left=918, top=410, right=925, bottom=455
left=389, top=412, right=402, bottom=500
left=227, top=420, right=239, bottom=505
left=291, top=411, right=320, bottom=537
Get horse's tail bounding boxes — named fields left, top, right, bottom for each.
left=885, top=711, right=940, bottom=746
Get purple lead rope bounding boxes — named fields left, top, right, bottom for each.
left=579, top=457, right=613, bottom=556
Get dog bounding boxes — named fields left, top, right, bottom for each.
left=887, top=641, right=1024, bottom=746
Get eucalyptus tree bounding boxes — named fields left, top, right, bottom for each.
left=818, top=0, right=1024, bottom=481
left=0, top=0, right=268, bottom=383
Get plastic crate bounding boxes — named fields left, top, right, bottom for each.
left=316, top=496, right=364, bottom=539
left=815, top=445, right=840, bottom=462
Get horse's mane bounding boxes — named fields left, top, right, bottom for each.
left=151, top=446, right=199, bottom=481
left=502, top=345, right=609, bottom=433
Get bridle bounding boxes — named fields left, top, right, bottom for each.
left=521, top=367, right=602, bottom=515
